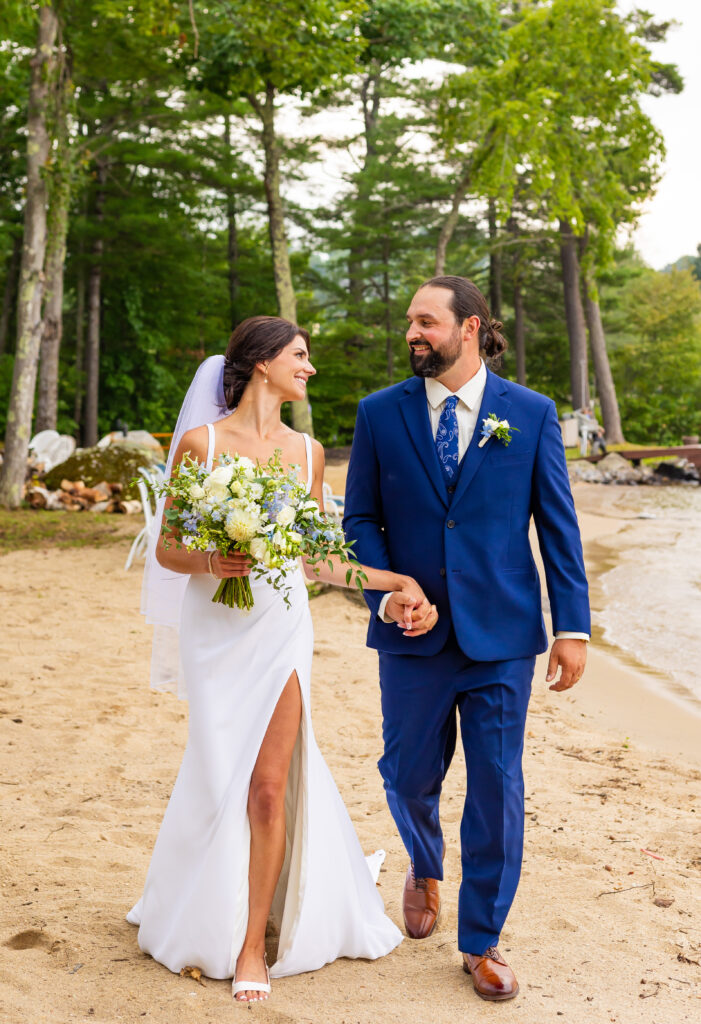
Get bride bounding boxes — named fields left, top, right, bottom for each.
left=128, top=315, right=438, bottom=1002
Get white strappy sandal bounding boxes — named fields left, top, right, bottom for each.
left=232, top=953, right=271, bottom=1002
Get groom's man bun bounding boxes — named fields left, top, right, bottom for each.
left=421, top=276, right=508, bottom=363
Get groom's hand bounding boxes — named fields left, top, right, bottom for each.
left=385, top=592, right=438, bottom=637
left=546, top=638, right=587, bottom=691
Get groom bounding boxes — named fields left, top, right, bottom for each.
left=343, top=276, right=589, bottom=1001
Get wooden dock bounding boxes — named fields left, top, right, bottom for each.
left=586, top=445, right=701, bottom=468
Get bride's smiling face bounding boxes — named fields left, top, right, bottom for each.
left=263, top=334, right=316, bottom=401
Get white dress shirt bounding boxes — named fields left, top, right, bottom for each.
left=377, top=363, right=589, bottom=641
left=424, top=360, right=488, bottom=459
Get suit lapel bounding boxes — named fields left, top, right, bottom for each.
left=451, top=370, right=512, bottom=509
left=399, top=379, right=448, bottom=507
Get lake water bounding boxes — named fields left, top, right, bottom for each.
left=590, top=485, right=701, bottom=710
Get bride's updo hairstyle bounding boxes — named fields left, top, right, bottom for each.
left=223, top=315, right=311, bottom=409
left=421, top=275, right=508, bottom=364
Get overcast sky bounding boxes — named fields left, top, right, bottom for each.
left=621, top=0, right=701, bottom=268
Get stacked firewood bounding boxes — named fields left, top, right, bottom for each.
left=25, top=478, right=142, bottom=513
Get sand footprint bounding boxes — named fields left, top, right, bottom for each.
left=3, top=929, right=53, bottom=951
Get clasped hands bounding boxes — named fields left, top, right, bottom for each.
left=386, top=578, right=438, bottom=637
left=209, top=553, right=440, bottom=637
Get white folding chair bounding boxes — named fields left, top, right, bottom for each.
left=124, top=466, right=162, bottom=570
left=322, top=481, right=345, bottom=521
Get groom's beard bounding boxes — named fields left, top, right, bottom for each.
left=409, top=326, right=462, bottom=378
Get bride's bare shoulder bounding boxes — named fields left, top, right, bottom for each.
left=172, top=425, right=209, bottom=464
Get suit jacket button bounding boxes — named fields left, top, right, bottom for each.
left=439, top=567, right=446, bottom=577
left=447, top=485, right=455, bottom=494
left=447, top=519, right=455, bottom=529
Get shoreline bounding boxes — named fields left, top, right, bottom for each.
left=539, top=487, right=701, bottom=765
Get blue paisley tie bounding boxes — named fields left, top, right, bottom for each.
left=435, top=395, right=459, bottom=485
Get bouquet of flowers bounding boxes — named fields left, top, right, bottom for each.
left=156, top=450, right=365, bottom=610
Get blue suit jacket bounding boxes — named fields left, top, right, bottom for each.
left=343, top=370, right=590, bottom=661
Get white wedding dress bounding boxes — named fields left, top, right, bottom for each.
left=127, top=427, right=402, bottom=980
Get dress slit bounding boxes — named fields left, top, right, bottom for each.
left=228, top=664, right=310, bottom=977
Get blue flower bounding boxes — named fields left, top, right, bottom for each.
left=181, top=513, right=201, bottom=534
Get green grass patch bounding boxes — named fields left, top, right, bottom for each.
left=0, top=508, right=139, bottom=554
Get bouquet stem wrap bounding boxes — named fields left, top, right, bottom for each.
left=213, top=567, right=254, bottom=610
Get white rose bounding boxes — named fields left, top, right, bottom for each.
left=249, top=537, right=268, bottom=563
left=276, top=504, right=295, bottom=527
left=203, top=466, right=233, bottom=502
left=189, top=483, right=205, bottom=500
left=206, top=464, right=234, bottom=487
left=235, top=455, right=256, bottom=479
left=225, top=510, right=260, bottom=543
left=499, top=419, right=510, bottom=429
left=272, top=530, right=285, bottom=550
left=205, top=483, right=229, bottom=502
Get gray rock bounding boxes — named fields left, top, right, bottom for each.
left=43, top=441, right=161, bottom=499
left=568, top=460, right=605, bottom=483
left=654, top=458, right=700, bottom=483
left=597, top=452, right=632, bottom=475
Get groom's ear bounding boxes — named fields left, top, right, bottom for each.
left=461, top=315, right=481, bottom=344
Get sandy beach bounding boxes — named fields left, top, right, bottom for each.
left=1, top=480, right=700, bottom=1024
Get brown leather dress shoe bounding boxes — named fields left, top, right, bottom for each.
left=402, top=864, right=440, bottom=939
left=462, top=947, right=519, bottom=1001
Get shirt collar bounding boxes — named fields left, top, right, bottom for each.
left=424, top=360, right=487, bottom=411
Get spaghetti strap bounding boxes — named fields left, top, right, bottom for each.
left=302, top=433, right=312, bottom=493
left=205, top=423, right=216, bottom=471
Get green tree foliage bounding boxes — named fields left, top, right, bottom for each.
left=0, top=0, right=695, bottom=463
left=607, top=268, right=701, bottom=445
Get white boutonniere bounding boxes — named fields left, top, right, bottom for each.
left=478, top=413, right=519, bottom=448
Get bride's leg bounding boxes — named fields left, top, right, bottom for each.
left=234, top=671, right=302, bottom=1002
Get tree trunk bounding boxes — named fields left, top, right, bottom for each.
left=73, top=258, right=86, bottom=435
left=584, top=272, right=625, bottom=442
left=346, top=70, right=381, bottom=349
left=513, top=279, right=526, bottom=386
left=84, top=162, right=106, bottom=448
left=435, top=163, right=471, bottom=276
left=224, top=113, right=239, bottom=330
left=0, top=6, right=58, bottom=508
left=253, top=84, right=312, bottom=435
left=36, top=38, right=72, bottom=433
left=0, top=233, right=21, bottom=356
left=382, top=237, right=393, bottom=384
left=36, top=160, right=71, bottom=431
left=488, top=200, right=502, bottom=320
left=558, top=220, right=590, bottom=409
